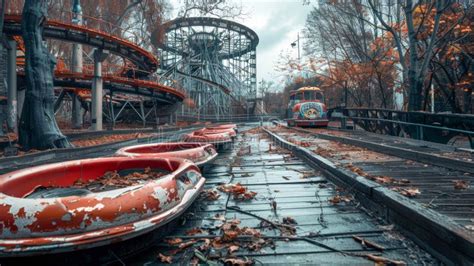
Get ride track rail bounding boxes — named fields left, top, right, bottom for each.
left=2, top=14, right=186, bottom=102
left=3, top=14, right=157, bottom=72
left=152, top=16, right=258, bottom=116
left=128, top=125, right=437, bottom=265
left=16, top=71, right=186, bottom=102
left=264, top=125, right=474, bottom=265
left=172, top=70, right=248, bottom=110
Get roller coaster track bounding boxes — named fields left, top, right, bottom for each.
left=174, top=70, right=231, bottom=95
left=160, top=56, right=248, bottom=110
left=3, top=14, right=157, bottom=72
left=2, top=14, right=185, bottom=102
left=16, top=71, right=185, bottom=104
left=173, top=70, right=249, bottom=111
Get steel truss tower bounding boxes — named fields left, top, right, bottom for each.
left=152, top=17, right=258, bottom=119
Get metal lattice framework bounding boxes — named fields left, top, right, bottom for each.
left=152, top=17, right=258, bottom=118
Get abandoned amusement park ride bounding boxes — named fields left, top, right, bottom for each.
left=1, top=0, right=474, bottom=265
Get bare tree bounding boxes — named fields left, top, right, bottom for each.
left=301, top=0, right=473, bottom=112
left=19, top=0, right=72, bottom=150
left=177, top=0, right=246, bottom=19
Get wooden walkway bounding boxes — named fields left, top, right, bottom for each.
left=129, top=126, right=436, bottom=265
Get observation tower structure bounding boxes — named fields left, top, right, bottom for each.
left=152, top=17, right=259, bottom=119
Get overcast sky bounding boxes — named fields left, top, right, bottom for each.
left=234, top=0, right=311, bottom=91
left=170, top=0, right=312, bottom=92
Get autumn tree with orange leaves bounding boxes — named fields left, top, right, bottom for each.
left=292, top=0, right=473, bottom=113
left=368, top=0, right=473, bottom=111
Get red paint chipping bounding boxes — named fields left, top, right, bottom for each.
left=0, top=204, right=18, bottom=234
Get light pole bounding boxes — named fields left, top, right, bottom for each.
left=291, top=33, right=300, bottom=61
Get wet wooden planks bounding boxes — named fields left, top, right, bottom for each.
left=278, top=126, right=474, bottom=228
left=355, top=159, right=474, bottom=225
left=318, top=128, right=473, bottom=162
left=129, top=127, right=436, bottom=265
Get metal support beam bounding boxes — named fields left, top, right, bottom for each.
left=109, top=91, right=115, bottom=129
left=6, top=38, right=17, bottom=133
left=91, top=48, right=109, bottom=131
left=71, top=95, right=82, bottom=128
left=71, top=0, right=83, bottom=129
left=17, top=88, right=25, bottom=120
left=139, top=101, right=145, bottom=127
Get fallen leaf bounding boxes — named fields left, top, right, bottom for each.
left=72, top=168, right=166, bottom=191
left=373, top=175, right=394, bottom=184
left=352, top=235, right=385, bottom=251
left=223, top=257, right=254, bottom=265
left=453, top=180, right=470, bottom=190
left=202, top=189, right=221, bottom=200
left=212, top=238, right=227, bottom=249
left=241, top=191, right=257, bottom=200
left=328, top=194, right=352, bottom=204
left=404, top=188, right=421, bottom=197
left=158, top=253, right=173, bottom=264
left=300, top=171, right=315, bottom=179
left=365, top=254, right=406, bottom=265
left=217, top=183, right=257, bottom=201
left=251, top=237, right=275, bottom=251
left=228, top=245, right=240, bottom=253
left=241, top=227, right=261, bottom=237
left=279, top=225, right=297, bottom=236
left=329, top=195, right=341, bottom=204
left=223, top=230, right=239, bottom=241
left=314, top=147, right=333, bottom=157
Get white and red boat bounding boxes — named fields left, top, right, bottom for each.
left=183, top=129, right=233, bottom=150
left=196, top=127, right=237, bottom=137
left=206, top=124, right=237, bottom=131
left=115, top=142, right=218, bottom=168
left=0, top=157, right=204, bottom=259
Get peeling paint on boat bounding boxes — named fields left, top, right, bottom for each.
left=0, top=157, right=205, bottom=256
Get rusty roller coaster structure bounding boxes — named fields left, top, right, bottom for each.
left=152, top=17, right=259, bottom=120
left=1, top=1, right=186, bottom=132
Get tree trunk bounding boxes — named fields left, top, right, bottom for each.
left=19, top=0, right=72, bottom=150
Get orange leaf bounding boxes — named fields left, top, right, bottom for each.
left=158, top=253, right=172, bottom=264
left=223, top=258, right=254, bottom=266
left=228, top=245, right=240, bottom=253
left=453, top=180, right=470, bottom=190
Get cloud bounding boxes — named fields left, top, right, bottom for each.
left=168, top=0, right=312, bottom=91
left=234, top=1, right=311, bottom=89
